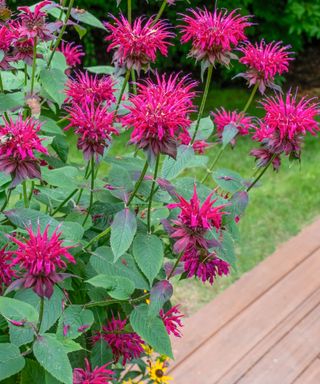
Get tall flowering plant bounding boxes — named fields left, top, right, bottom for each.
left=0, top=1, right=318, bottom=383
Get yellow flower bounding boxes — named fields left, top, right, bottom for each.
left=143, top=289, right=150, bottom=304
left=148, top=359, right=173, bottom=384
left=142, top=344, right=154, bottom=356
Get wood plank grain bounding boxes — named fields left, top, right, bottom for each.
left=237, top=305, right=320, bottom=384
left=170, top=248, right=320, bottom=384
left=218, top=287, right=320, bottom=384
left=293, top=358, right=320, bottom=384
left=171, top=218, right=320, bottom=367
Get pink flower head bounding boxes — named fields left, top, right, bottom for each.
left=73, top=358, right=114, bottom=384
left=252, top=92, right=319, bottom=162
left=93, top=315, right=144, bottom=366
left=212, top=108, right=254, bottom=144
left=167, top=185, right=227, bottom=253
left=11, top=36, right=39, bottom=65
left=9, top=224, right=75, bottom=298
left=104, top=14, right=174, bottom=72
left=178, top=132, right=209, bottom=154
left=182, top=247, right=230, bottom=285
left=160, top=305, right=183, bottom=337
left=65, top=71, right=116, bottom=105
left=17, top=0, right=57, bottom=41
left=0, top=25, right=14, bottom=69
left=59, top=41, right=85, bottom=68
left=65, top=101, right=118, bottom=161
left=0, top=246, right=17, bottom=294
left=250, top=147, right=281, bottom=171
left=238, top=40, right=294, bottom=94
left=0, top=115, right=48, bottom=185
left=124, top=73, right=197, bottom=159
left=179, top=8, right=251, bottom=67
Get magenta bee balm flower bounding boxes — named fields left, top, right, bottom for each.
left=73, top=358, right=114, bottom=384
left=65, top=101, right=118, bottom=161
left=59, top=42, right=85, bottom=69
left=124, top=73, right=197, bottom=159
left=0, top=115, right=48, bottom=186
left=0, top=246, right=17, bottom=295
left=104, top=14, right=174, bottom=72
left=179, top=8, right=251, bottom=67
left=8, top=224, right=75, bottom=298
left=238, top=40, right=294, bottom=93
left=251, top=92, right=319, bottom=168
left=66, top=71, right=116, bottom=105
left=160, top=305, right=183, bottom=337
left=93, top=315, right=144, bottom=366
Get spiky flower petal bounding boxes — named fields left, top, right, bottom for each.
left=73, top=358, right=114, bottom=384
left=160, top=305, right=183, bottom=337
left=59, top=41, right=85, bottom=69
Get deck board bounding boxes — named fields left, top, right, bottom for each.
left=169, top=218, right=320, bottom=384
left=293, top=358, right=320, bottom=384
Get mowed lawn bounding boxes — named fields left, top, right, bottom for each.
left=67, top=86, right=320, bottom=315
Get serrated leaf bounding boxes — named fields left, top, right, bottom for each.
left=130, top=304, right=173, bottom=358
left=132, top=234, right=163, bottom=284
left=71, top=9, right=106, bottom=30
left=0, top=91, right=25, bottom=112
left=86, top=66, right=114, bottom=74
left=111, top=208, right=137, bottom=261
left=41, top=166, right=80, bottom=189
left=0, top=297, right=38, bottom=323
left=87, top=274, right=135, bottom=300
left=39, top=116, right=65, bottom=136
left=212, top=169, right=245, bottom=193
left=33, top=334, right=72, bottom=384
left=40, top=68, right=67, bottom=107
left=20, top=359, right=46, bottom=384
left=222, top=123, right=238, bottom=148
left=0, top=343, right=25, bottom=381
left=57, top=306, right=94, bottom=340
left=91, top=340, right=113, bottom=369
left=162, top=145, right=195, bottom=180
left=189, top=116, right=214, bottom=140
left=148, top=280, right=173, bottom=316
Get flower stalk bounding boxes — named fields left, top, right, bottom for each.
left=114, top=69, right=130, bottom=117
left=247, top=154, right=276, bottom=192
left=30, top=37, right=37, bottom=94
left=83, top=156, right=95, bottom=225
left=126, top=160, right=148, bottom=206
left=147, top=155, right=160, bottom=233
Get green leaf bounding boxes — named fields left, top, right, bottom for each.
left=0, top=92, right=25, bottom=112
left=216, top=231, right=236, bottom=268
left=40, top=68, right=67, bottom=107
left=87, top=275, right=135, bottom=300
left=74, top=24, right=87, bottom=39
left=57, top=306, right=94, bottom=340
left=0, top=343, right=25, bottom=381
left=190, top=116, right=214, bottom=140
left=86, top=66, right=114, bottom=75
left=91, top=340, right=113, bottom=369
left=1, top=71, right=25, bottom=91
left=21, top=359, right=45, bottom=384
left=222, top=123, right=238, bottom=148
left=90, top=247, right=149, bottom=290
left=130, top=304, right=173, bottom=358
left=132, top=234, right=163, bottom=285
left=111, top=208, right=137, bottom=261
left=71, top=9, right=106, bottom=30
left=212, top=169, right=245, bottom=193
left=162, top=145, right=195, bottom=180
left=42, top=167, right=80, bottom=189
left=33, top=334, right=73, bottom=384
left=148, top=280, right=173, bottom=316
left=39, top=116, right=65, bottom=136
left=51, top=135, right=69, bottom=163
left=0, top=297, right=38, bottom=323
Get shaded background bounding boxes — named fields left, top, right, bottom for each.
left=8, top=0, right=320, bottom=90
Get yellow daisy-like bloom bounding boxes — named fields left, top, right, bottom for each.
left=148, top=359, right=173, bottom=384
left=142, top=344, right=154, bottom=356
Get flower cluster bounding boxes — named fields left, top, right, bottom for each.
left=93, top=315, right=144, bottom=365
left=124, top=73, right=197, bottom=159
left=0, top=246, right=17, bottom=294
left=8, top=224, right=75, bottom=298
left=166, top=185, right=230, bottom=284
left=160, top=305, right=183, bottom=337
left=104, top=14, right=174, bottom=72
left=59, top=41, right=85, bottom=69
left=73, top=359, right=114, bottom=384
left=251, top=92, right=319, bottom=170
left=0, top=115, right=48, bottom=185
left=179, top=8, right=251, bottom=67
left=238, top=40, right=293, bottom=93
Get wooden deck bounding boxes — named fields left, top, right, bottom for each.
left=169, top=218, right=320, bottom=384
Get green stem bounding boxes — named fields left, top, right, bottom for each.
left=191, top=65, right=213, bottom=144
left=47, top=0, right=75, bottom=68
left=153, top=0, right=167, bottom=24
left=52, top=188, right=78, bottom=216
left=147, top=155, right=160, bottom=233
left=131, top=68, right=137, bottom=94
left=83, top=157, right=95, bottom=225
left=201, top=146, right=224, bottom=183
left=36, top=298, right=44, bottom=333
left=168, top=252, right=183, bottom=279
left=243, top=82, right=259, bottom=113
left=128, top=0, right=132, bottom=24
left=85, top=293, right=149, bottom=309
left=28, top=181, right=34, bottom=202
left=126, top=160, right=148, bottom=206
left=83, top=226, right=111, bottom=251
left=0, top=188, right=12, bottom=212
left=0, top=72, right=4, bottom=92
left=247, top=154, right=276, bottom=192
left=24, top=64, right=28, bottom=87
left=114, top=69, right=130, bottom=117
left=30, top=37, right=37, bottom=94
left=22, top=181, right=28, bottom=208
